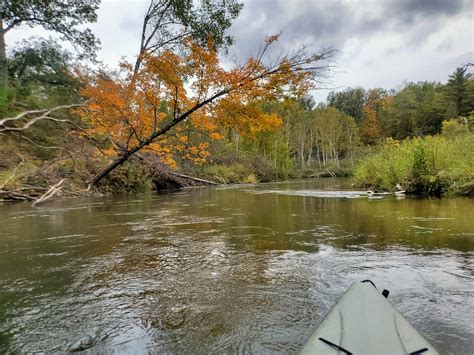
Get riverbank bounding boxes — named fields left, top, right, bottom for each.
left=0, top=128, right=354, bottom=202
left=353, top=128, right=474, bottom=196
left=2, top=121, right=473, bottom=203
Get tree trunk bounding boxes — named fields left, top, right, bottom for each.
left=306, top=128, right=313, bottom=168
left=299, top=136, right=305, bottom=168
left=0, top=20, right=8, bottom=88
left=316, top=141, right=321, bottom=168
left=88, top=151, right=134, bottom=188
left=274, top=139, right=277, bottom=166
left=234, top=129, right=240, bottom=150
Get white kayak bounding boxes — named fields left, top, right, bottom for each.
left=300, top=280, right=439, bottom=355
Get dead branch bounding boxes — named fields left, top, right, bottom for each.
left=0, top=104, right=85, bottom=133
left=32, top=179, right=65, bottom=206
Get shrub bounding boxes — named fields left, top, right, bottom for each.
left=200, top=163, right=247, bottom=184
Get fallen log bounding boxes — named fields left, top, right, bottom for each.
left=168, top=172, right=219, bottom=186
left=1, top=191, right=37, bottom=201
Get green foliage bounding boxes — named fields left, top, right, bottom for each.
left=327, top=87, right=366, bottom=122
left=0, top=0, right=100, bottom=59
left=191, top=138, right=290, bottom=183
left=0, top=85, right=15, bottom=114
left=441, top=119, right=470, bottom=138
left=200, top=163, right=248, bottom=184
left=140, top=0, right=242, bottom=53
left=313, top=106, right=359, bottom=168
left=381, top=81, right=446, bottom=139
left=354, top=133, right=474, bottom=196
left=6, top=37, right=80, bottom=106
left=444, top=66, right=473, bottom=117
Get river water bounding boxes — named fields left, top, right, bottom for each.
left=0, top=178, right=473, bottom=354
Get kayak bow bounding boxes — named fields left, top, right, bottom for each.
left=300, top=280, right=439, bottom=354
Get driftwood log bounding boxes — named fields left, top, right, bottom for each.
left=168, top=172, right=219, bottom=186
left=32, top=179, right=65, bottom=206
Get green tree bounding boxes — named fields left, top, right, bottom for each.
left=327, top=87, right=366, bottom=122
left=313, top=106, right=355, bottom=168
left=382, top=82, right=445, bottom=139
left=284, top=97, right=314, bottom=168
left=8, top=37, right=78, bottom=104
left=444, top=66, right=473, bottom=117
left=0, top=0, right=100, bottom=88
left=133, top=0, right=242, bottom=73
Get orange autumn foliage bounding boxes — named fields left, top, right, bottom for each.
left=79, top=36, right=329, bottom=175
left=360, top=106, right=381, bottom=145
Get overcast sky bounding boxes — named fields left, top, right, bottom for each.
left=7, top=0, right=474, bottom=102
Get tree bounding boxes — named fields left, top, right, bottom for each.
left=133, top=0, right=242, bottom=74
left=0, top=0, right=100, bottom=87
left=359, top=89, right=385, bottom=144
left=313, top=106, right=353, bottom=168
left=444, top=66, right=473, bottom=117
left=80, top=37, right=333, bottom=187
left=360, top=106, right=380, bottom=145
left=381, top=82, right=445, bottom=139
left=342, top=113, right=359, bottom=167
left=8, top=37, right=78, bottom=103
left=277, top=97, right=314, bottom=168
left=327, top=87, right=366, bottom=122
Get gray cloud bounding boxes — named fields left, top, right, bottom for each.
left=228, top=0, right=470, bottom=58
left=225, top=0, right=472, bottom=100
left=389, top=0, right=466, bottom=23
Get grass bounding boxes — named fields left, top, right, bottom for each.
left=353, top=127, right=474, bottom=196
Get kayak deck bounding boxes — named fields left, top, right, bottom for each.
left=300, top=281, right=439, bottom=354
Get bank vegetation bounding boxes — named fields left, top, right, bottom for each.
left=0, top=1, right=473, bottom=202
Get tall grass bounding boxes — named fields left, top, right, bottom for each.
left=354, top=124, right=474, bottom=195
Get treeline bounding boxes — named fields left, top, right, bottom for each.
left=328, top=67, right=473, bottom=141
left=192, top=66, right=473, bottom=186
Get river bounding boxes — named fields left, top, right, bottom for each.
left=0, top=178, right=473, bottom=354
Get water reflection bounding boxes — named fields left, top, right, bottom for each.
left=0, top=179, right=473, bottom=354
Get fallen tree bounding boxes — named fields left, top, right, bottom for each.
left=80, top=37, right=333, bottom=188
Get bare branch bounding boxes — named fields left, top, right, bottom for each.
left=0, top=104, right=85, bottom=133
left=32, top=179, right=65, bottom=206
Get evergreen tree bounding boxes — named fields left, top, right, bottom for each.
left=444, top=66, right=473, bottom=117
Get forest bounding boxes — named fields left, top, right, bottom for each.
left=0, top=0, right=473, bottom=202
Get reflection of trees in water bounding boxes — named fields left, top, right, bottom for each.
left=204, top=187, right=472, bottom=252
